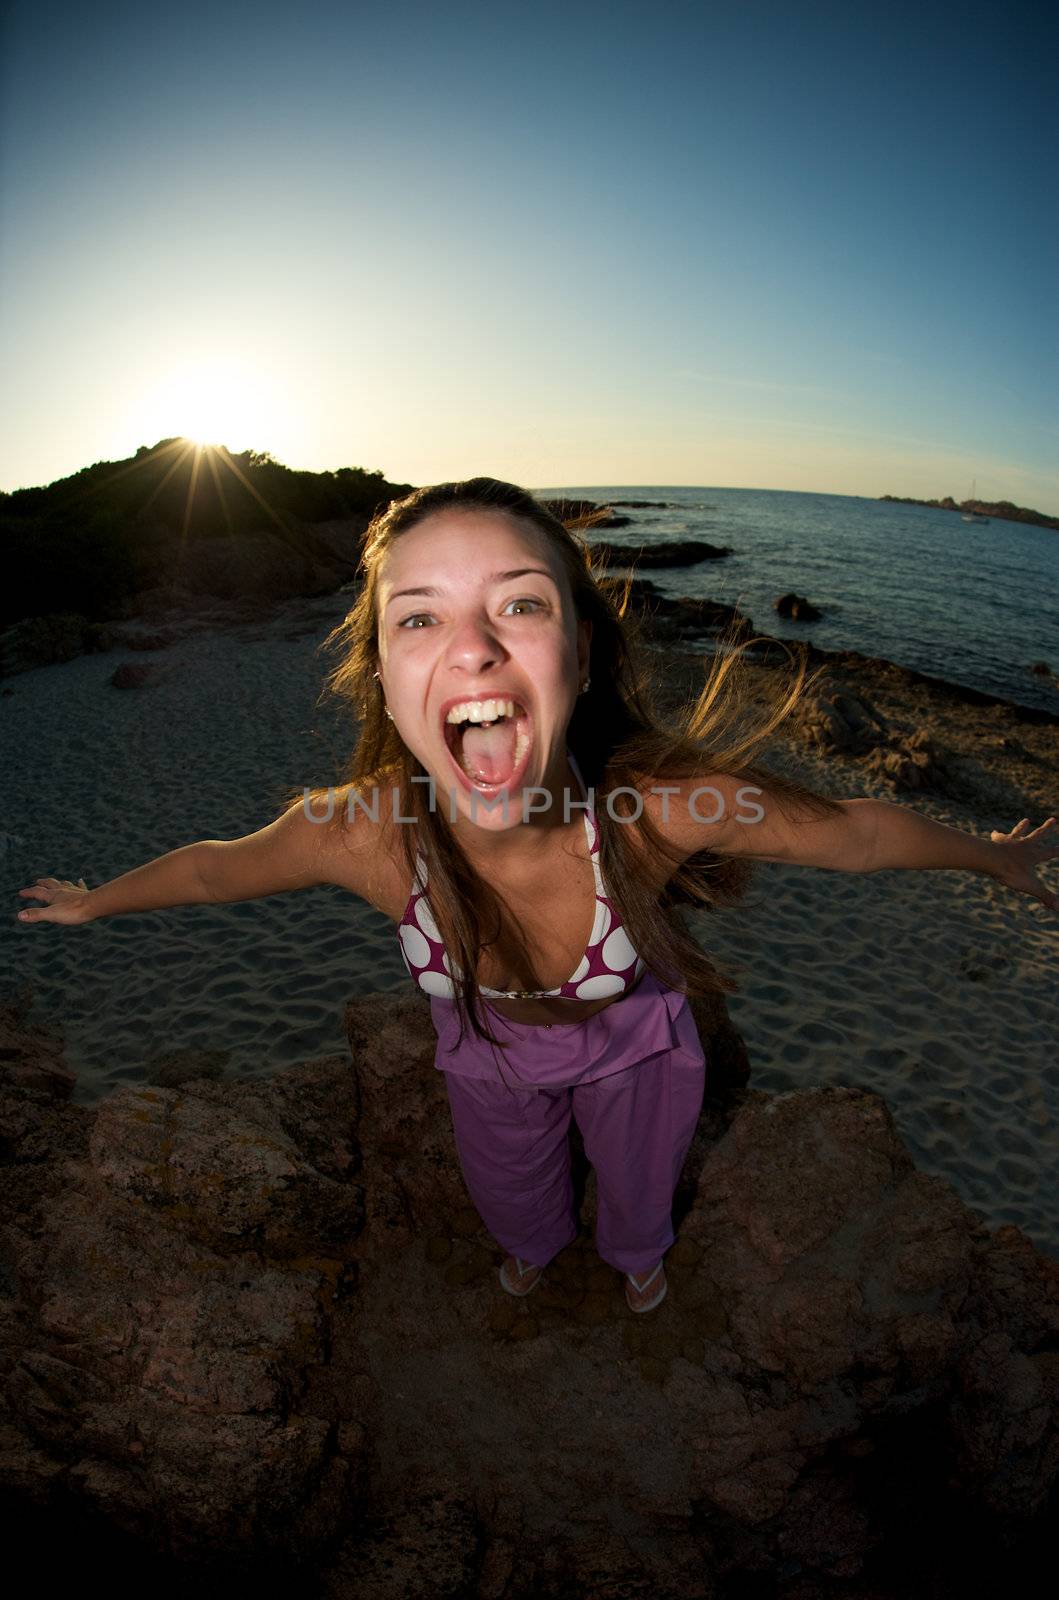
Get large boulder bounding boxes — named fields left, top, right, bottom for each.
left=1, top=987, right=1054, bottom=1595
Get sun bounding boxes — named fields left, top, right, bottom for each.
left=130, top=358, right=284, bottom=452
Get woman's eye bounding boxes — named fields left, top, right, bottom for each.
left=396, top=598, right=543, bottom=628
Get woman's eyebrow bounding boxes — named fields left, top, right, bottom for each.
left=384, top=567, right=558, bottom=606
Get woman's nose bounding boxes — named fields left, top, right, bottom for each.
left=444, top=613, right=507, bottom=670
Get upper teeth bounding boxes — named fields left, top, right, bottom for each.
left=445, top=698, right=520, bottom=725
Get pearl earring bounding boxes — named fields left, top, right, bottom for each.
left=580, top=676, right=591, bottom=693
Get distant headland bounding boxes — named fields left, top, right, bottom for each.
left=879, top=494, right=1059, bottom=531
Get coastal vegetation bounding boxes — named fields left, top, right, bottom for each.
left=0, top=439, right=412, bottom=627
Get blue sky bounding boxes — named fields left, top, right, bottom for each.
left=1, top=0, right=1056, bottom=508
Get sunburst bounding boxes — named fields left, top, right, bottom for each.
left=132, top=358, right=283, bottom=450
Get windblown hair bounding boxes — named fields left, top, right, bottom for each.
left=279, top=476, right=845, bottom=1059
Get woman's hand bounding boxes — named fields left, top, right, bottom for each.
left=988, top=817, right=1058, bottom=911
left=15, top=877, right=92, bottom=926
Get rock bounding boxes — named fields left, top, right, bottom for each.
left=589, top=537, right=732, bottom=568
left=801, top=678, right=954, bottom=790
left=107, top=629, right=181, bottom=652
left=1029, top=661, right=1052, bottom=677
left=130, top=512, right=367, bottom=607
left=0, top=613, right=116, bottom=678
left=145, top=1047, right=228, bottom=1087
left=862, top=728, right=953, bottom=791
left=623, top=583, right=755, bottom=643
left=321, top=1477, right=483, bottom=1599
left=0, top=1031, right=368, bottom=1562
left=775, top=591, right=822, bottom=621
left=799, top=680, right=891, bottom=755
left=538, top=497, right=632, bottom=529
left=979, top=731, right=1033, bottom=759
left=109, top=662, right=155, bottom=689
left=1, top=993, right=1054, bottom=1594
left=0, top=995, right=76, bottom=1101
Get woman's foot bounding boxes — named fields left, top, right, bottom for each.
left=499, top=1254, right=544, bottom=1296
left=625, top=1260, right=667, bottom=1313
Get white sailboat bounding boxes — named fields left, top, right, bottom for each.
left=961, top=477, right=990, bottom=524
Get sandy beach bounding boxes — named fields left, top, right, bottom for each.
left=2, top=586, right=1057, bottom=1260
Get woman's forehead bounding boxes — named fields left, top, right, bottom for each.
left=381, top=510, right=557, bottom=583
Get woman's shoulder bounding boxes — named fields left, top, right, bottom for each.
left=609, top=762, right=762, bottom=867
left=301, top=773, right=413, bottom=915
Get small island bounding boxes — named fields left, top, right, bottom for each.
left=879, top=494, right=1059, bottom=531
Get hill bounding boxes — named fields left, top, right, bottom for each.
left=0, top=439, right=414, bottom=627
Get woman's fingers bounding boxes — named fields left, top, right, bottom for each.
left=991, top=817, right=1050, bottom=841
left=15, top=876, right=92, bottom=925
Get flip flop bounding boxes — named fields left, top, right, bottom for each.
left=625, top=1261, right=667, bottom=1313
left=499, top=1255, right=543, bottom=1296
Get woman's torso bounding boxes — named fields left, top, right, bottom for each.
left=341, top=761, right=668, bottom=1028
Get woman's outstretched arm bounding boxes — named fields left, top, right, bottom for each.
left=641, top=775, right=1058, bottom=911
left=16, top=792, right=372, bottom=927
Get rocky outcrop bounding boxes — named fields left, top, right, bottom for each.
left=1, top=986, right=1055, bottom=1596
left=0, top=515, right=369, bottom=677
left=625, top=578, right=754, bottom=644
left=879, top=495, right=1059, bottom=532
left=590, top=537, right=732, bottom=568
left=799, top=679, right=957, bottom=793
left=0, top=613, right=118, bottom=677
left=538, top=498, right=632, bottom=529
left=861, top=727, right=954, bottom=791
left=133, top=515, right=365, bottom=606
left=800, top=682, right=892, bottom=756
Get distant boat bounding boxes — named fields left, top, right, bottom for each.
left=961, top=476, right=990, bottom=524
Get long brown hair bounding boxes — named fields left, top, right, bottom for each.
left=279, top=476, right=845, bottom=1057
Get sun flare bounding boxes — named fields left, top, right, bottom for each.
left=130, top=358, right=285, bottom=452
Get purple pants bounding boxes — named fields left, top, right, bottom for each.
left=434, top=971, right=707, bottom=1275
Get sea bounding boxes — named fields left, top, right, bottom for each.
left=533, top=486, right=1059, bottom=715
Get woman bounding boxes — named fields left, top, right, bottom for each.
left=17, top=477, right=1057, bottom=1316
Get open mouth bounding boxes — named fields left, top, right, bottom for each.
left=442, top=697, right=534, bottom=794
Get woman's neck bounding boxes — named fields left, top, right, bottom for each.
left=449, top=747, right=585, bottom=871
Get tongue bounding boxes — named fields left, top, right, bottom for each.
left=460, top=720, right=518, bottom=785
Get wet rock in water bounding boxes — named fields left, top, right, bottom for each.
left=589, top=536, right=732, bottom=568
left=774, top=590, right=823, bottom=621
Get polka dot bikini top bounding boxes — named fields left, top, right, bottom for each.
left=397, top=749, right=647, bottom=1003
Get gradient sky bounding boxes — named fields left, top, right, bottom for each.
left=1, top=0, right=1056, bottom=508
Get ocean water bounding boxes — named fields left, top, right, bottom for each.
left=534, top=485, right=1059, bottom=715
